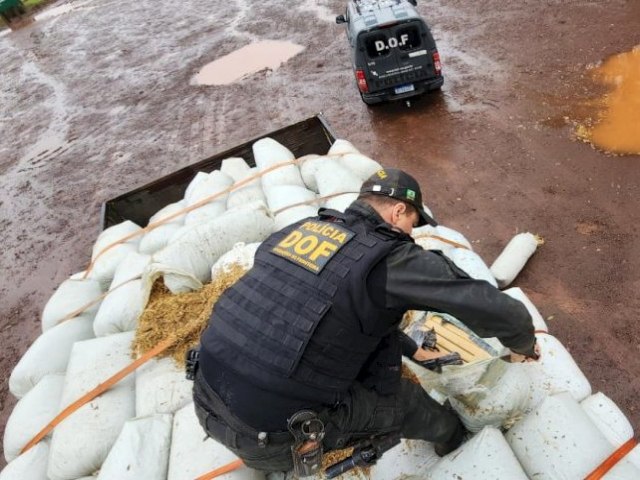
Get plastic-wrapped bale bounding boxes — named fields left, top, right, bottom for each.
left=425, top=427, right=529, bottom=480
left=4, top=374, right=64, bottom=462
left=227, top=166, right=267, bottom=209
left=0, top=441, right=50, bottom=480
left=135, top=358, right=193, bottom=417
left=253, top=138, right=304, bottom=188
left=167, top=403, right=265, bottom=480
left=185, top=171, right=233, bottom=226
left=264, top=185, right=318, bottom=230
left=412, top=225, right=471, bottom=252
left=328, top=139, right=360, bottom=156
left=150, top=206, right=274, bottom=293
left=210, top=242, right=260, bottom=280
left=221, top=157, right=252, bottom=181
left=490, top=232, right=541, bottom=288
left=443, top=248, right=498, bottom=287
left=315, top=159, right=361, bottom=212
left=184, top=172, right=210, bottom=203
left=582, top=393, right=640, bottom=469
left=336, top=153, right=381, bottom=182
left=41, top=278, right=103, bottom=331
left=87, top=221, right=142, bottom=290
left=9, top=316, right=94, bottom=398
left=369, top=439, right=439, bottom=480
left=96, top=414, right=172, bottom=480
left=535, top=332, right=591, bottom=401
left=298, top=154, right=324, bottom=192
left=47, top=332, right=136, bottom=480
left=448, top=360, right=548, bottom=432
left=503, top=287, right=548, bottom=332
left=506, top=392, right=640, bottom=479
left=93, top=252, right=151, bottom=337
left=139, top=201, right=187, bottom=255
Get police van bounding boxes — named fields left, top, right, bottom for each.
left=336, top=0, right=443, bottom=105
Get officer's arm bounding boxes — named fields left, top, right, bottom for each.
left=384, top=243, right=536, bottom=356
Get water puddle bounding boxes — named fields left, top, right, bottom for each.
left=576, top=46, right=640, bottom=155
left=192, top=40, right=305, bottom=86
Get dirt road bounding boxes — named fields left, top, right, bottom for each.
left=1, top=0, right=639, bottom=464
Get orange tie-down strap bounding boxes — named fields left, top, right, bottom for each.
left=195, top=459, right=244, bottom=480
left=584, top=438, right=638, bottom=480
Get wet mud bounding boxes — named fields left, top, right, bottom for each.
left=2, top=0, right=640, bottom=464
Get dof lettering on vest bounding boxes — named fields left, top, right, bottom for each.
left=278, top=229, right=340, bottom=263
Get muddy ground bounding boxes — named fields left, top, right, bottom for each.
left=1, top=0, right=639, bottom=465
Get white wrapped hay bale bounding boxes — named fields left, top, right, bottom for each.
left=4, top=374, right=65, bottom=462
left=328, top=139, right=360, bottom=156
left=581, top=393, right=640, bottom=468
left=136, top=358, right=193, bottom=417
left=427, top=427, right=528, bottom=480
left=93, top=252, right=150, bottom=336
left=227, top=167, right=266, bottom=209
left=167, top=403, right=265, bottom=480
left=298, top=154, right=324, bottom=192
left=503, top=287, right=548, bottom=332
left=448, top=360, right=548, bottom=433
left=88, top=221, right=142, bottom=290
left=412, top=225, right=471, bottom=252
left=185, top=171, right=233, bottom=225
left=253, top=138, right=304, bottom=188
left=41, top=278, right=103, bottom=331
left=210, top=242, right=260, bottom=280
left=96, top=414, right=172, bottom=480
left=337, top=153, right=381, bottom=181
left=184, top=172, right=209, bottom=203
left=264, top=185, right=318, bottom=230
left=9, top=316, right=94, bottom=398
left=369, top=439, right=439, bottom=480
left=443, top=248, right=497, bottom=287
left=490, top=232, right=541, bottom=288
left=221, top=157, right=252, bottom=181
left=47, top=332, right=136, bottom=480
left=315, top=159, right=361, bottom=212
left=0, top=441, right=50, bottom=480
left=140, top=202, right=187, bottom=255
left=506, top=393, right=640, bottom=479
left=536, top=332, right=591, bottom=401
left=151, top=207, right=274, bottom=293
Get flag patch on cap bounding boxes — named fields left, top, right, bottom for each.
left=406, top=189, right=416, bottom=201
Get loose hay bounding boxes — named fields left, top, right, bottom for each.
left=132, top=264, right=248, bottom=365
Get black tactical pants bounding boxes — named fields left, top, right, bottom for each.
left=193, top=370, right=461, bottom=473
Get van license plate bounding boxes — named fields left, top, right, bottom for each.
left=394, top=84, right=415, bottom=94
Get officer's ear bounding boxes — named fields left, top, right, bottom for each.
left=390, top=201, right=407, bottom=221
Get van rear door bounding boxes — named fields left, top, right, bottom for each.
left=393, top=21, right=437, bottom=83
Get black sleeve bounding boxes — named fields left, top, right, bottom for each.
left=399, top=331, right=419, bottom=358
left=383, top=242, right=536, bottom=356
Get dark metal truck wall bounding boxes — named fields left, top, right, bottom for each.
left=101, top=115, right=336, bottom=230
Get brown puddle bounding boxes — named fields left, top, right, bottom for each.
left=577, top=46, right=640, bottom=155
left=192, top=40, right=305, bottom=86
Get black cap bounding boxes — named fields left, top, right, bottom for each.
left=360, top=168, right=437, bottom=227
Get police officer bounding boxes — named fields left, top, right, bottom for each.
left=193, top=168, right=538, bottom=473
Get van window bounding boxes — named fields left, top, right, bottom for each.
left=396, top=25, right=422, bottom=51
left=365, top=33, right=391, bottom=58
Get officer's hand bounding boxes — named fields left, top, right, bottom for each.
left=510, top=343, right=541, bottom=363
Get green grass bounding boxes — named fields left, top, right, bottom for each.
left=0, top=0, right=53, bottom=27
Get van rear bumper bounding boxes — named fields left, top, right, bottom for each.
left=362, top=76, right=444, bottom=104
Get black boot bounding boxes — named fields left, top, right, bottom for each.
left=434, top=418, right=466, bottom=457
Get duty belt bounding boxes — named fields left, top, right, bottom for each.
left=195, top=370, right=292, bottom=447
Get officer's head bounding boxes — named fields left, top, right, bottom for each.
left=358, top=168, right=437, bottom=234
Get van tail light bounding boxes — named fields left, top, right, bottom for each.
left=356, top=69, right=369, bottom=93
left=433, top=51, right=442, bottom=75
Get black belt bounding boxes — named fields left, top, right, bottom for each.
left=194, top=369, right=292, bottom=446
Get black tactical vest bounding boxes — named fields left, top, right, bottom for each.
left=200, top=209, right=408, bottom=404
